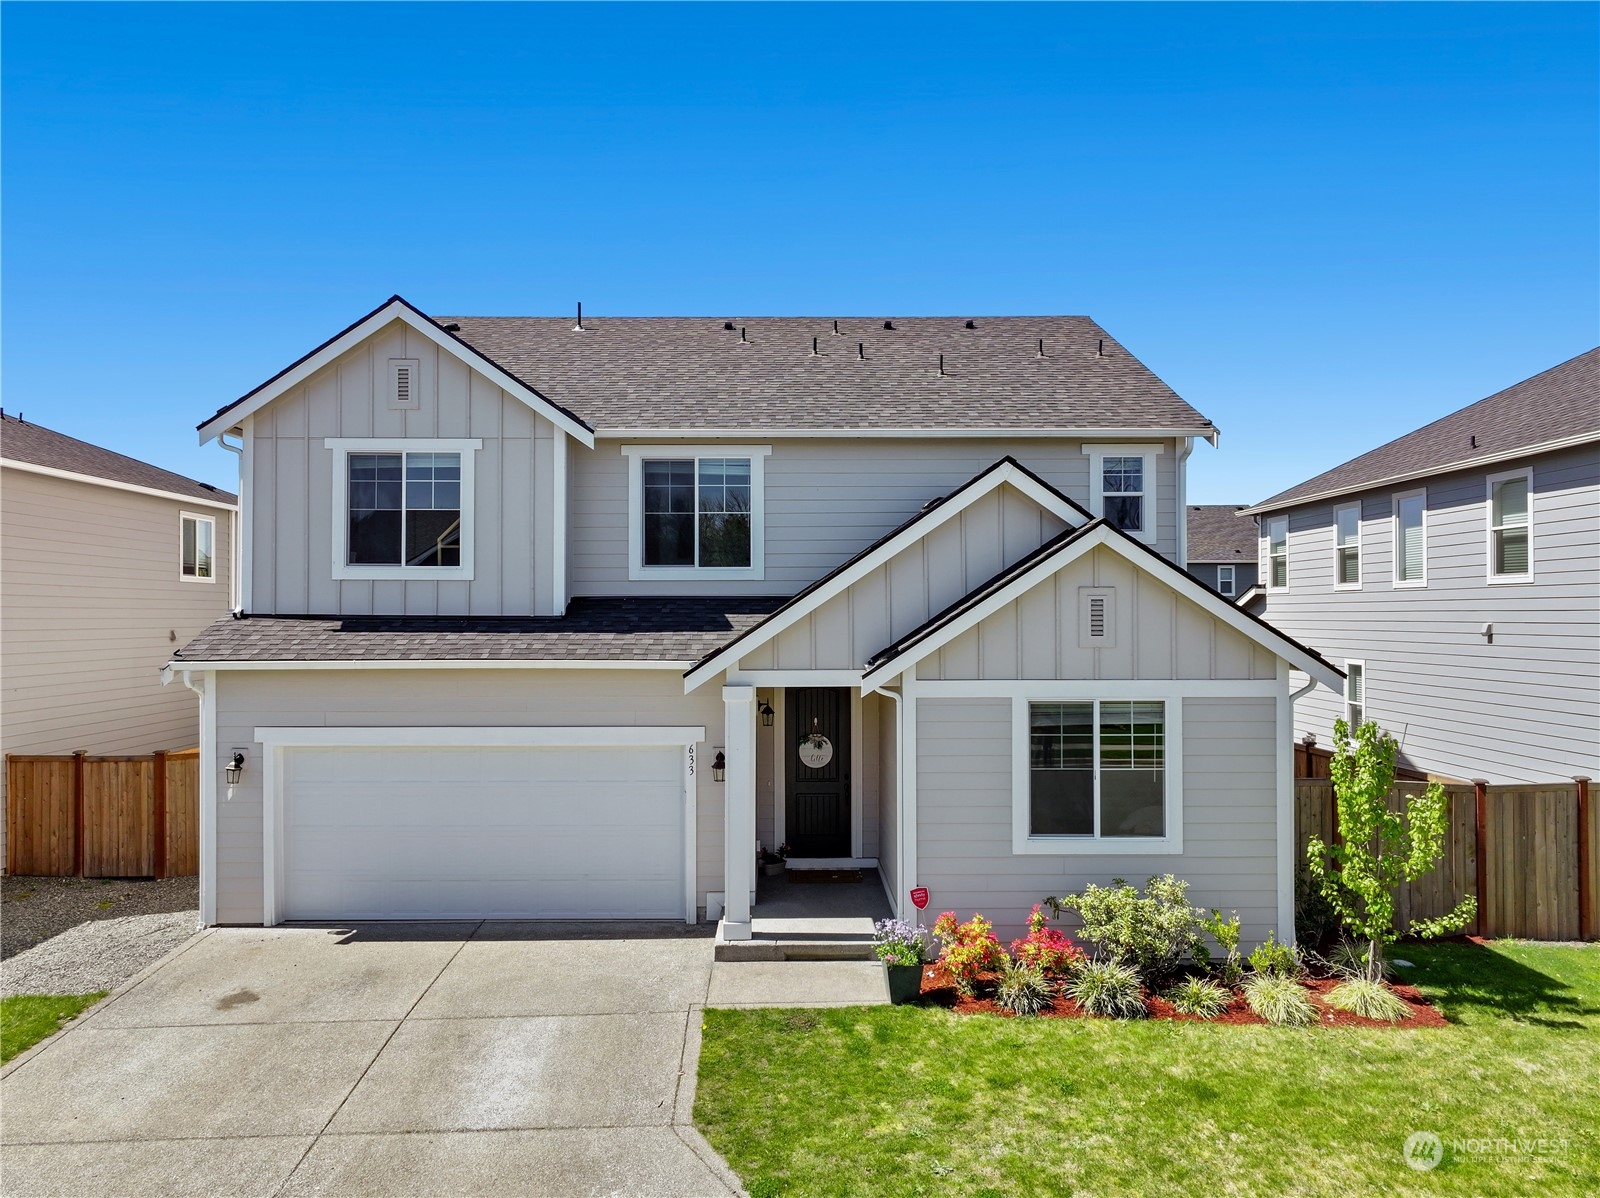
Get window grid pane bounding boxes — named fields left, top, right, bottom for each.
left=696, top=458, right=752, bottom=567
left=1028, top=701, right=1163, bottom=839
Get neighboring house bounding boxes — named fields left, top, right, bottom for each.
left=1, top=412, right=237, bottom=772
left=169, top=296, right=1342, bottom=946
left=1244, top=348, right=1600, bottom=784
left=1186, top=504, right=1257, bottom=599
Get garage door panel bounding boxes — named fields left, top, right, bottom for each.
left=281, top=743, right=686, bottom=921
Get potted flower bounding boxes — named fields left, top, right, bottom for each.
left=873, top=918, right=929, bottom=1003
left=762, top=843, right=791, bottom=877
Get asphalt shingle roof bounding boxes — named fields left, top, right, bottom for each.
left=1, top=413, right=235, bottom=504
left=1186, top=504, right=1256, bottom=563
left=436, top=314, right=1214, bottom=435
left=172, top=597, right=786, bottom=663
left=1249, top=348, right=1599, bottom=513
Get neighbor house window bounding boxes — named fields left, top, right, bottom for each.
left=1334, top=505, right=1361, bottom=589
left=326, top=439, right=479, bottom=581
left=1028, top=701, right=1166, bottom=839
left=625, top=445, right=769, bottom=579
left=1217, top=564, right=1235, bottom=597
left=1084, top=445, right=1160, bottom=544
left=180, top=513, right=215, bottom=581
left=1266, top=516, right=1289, bottom=589
left=1345, top=661, right=1365, bottom=730
left=1488, top=470, right=1531, bottom=580
left=1394, top=489, right=1426, bottom=586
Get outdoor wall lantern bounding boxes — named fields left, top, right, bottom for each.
left=225, top=752, right=246, bottom=785
left=758, top=700, right=775, bottom=727
left=712, top=751, right=727, bottom=782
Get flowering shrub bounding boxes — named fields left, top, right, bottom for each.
left=1008, top=904, right=1085, bottom=976
left=932, top=911, right=1005, bottom=994
left=872, top=919, right=929, bottom=967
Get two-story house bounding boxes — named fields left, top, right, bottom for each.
left=169, top=296, right=1342, bottom=946
left=1244, top=348, right=1599, bottom=784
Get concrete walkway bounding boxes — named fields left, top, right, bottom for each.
left=0, top=921, right=879, bottom=1197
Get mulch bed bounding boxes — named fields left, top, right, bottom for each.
left=914, top=964, right=1447, bottom=1028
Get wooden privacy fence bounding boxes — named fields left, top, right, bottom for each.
left=1295, top=776, right=1598, bottom=941
left=5, top=749, right=199, bottom=878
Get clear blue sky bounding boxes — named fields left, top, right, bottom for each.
left=4, top=2, right=1595, bottom=502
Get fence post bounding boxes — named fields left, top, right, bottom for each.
left=72, top=750, right=87, bottom=878
left=152, top=750, right=169, bottom=880
left=1577, top=776, right=1592, bottom=942
left=1473, top=779, right=1488, bottom=937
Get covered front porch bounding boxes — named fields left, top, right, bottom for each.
left=715, top=863, right=893, bottom=961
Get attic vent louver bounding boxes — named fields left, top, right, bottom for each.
left=388, top=359, right=421, bottom=410
left=1078, top=587, right=1116, bottom=649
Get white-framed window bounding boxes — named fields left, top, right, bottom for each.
left=325, top=438, right=480, bottom=581
left=180, top=513, right=216, bottom=582
left=1345, top=660, right=1365, bottom=730
left=1266, top=516, right=1289, bottom=590
left=1334, top=504, right=1362, bottom=589
left=1216, top=564, right=1236, bottom=597
left=1393, top=488, right=1427, bottom=587
left=1012, top=697, right=1183, bottom=855
left=623, top=445, right=770, bottom=580
left=1487, top=468, right=1532, bottom=582
left=1083, top=444, right=1161, bottom=544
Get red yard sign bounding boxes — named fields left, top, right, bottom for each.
left=909, top=887, right=929, bottom=910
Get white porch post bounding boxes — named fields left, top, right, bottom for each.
left=722, top=684, right=757, bottom=940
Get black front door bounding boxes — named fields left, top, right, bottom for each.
left=785, top=687, right=851, bottom=858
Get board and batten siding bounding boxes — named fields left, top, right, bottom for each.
left=244, top=318, right=564, bottom=617
left=1260, top=443, right=1600, bottom=783
left=918, top=545, right=1280, bottom=682
left=210, top=669, right=725, bottom=925
left=1, top=468, right=232, bottom=759
left=914, top=696, right=1282, bottom=945
left=571, top=437, right=1181, bottom=598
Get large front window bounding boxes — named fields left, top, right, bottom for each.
left=1029, top=700, right=1166, bottom=838
left=643, top=457, right=751, bottom=568
left=348, top=452, right=462, bottom=566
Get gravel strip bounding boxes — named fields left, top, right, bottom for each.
left=0, top=911, right=197, bottom=997
left=2, top=875, right=198, bottom=959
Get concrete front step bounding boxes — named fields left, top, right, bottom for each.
left=714, top=915, right=878, bottom=961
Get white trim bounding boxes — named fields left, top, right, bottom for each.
left=908, top=678, right=1285, bottom=699
left=1264, top=515, right=1289, bottom=592
left=1392, top=487, right=1428, bottom=588
left=184, top=670, right=217, bottom=928
left=179, top=511, right=218, bottom=583
left=1332, top=503, right=1362, bottom=591
left=623, top=445, right=771, bottom=582
left=254, top=725, right=706, bottom=749
left=241, top=418, right=256, bottom=611
left=198, top=298, right=596, bottom=447
left=684, top=459, right=1089, bottom=690
left=1486, top=466, right=1534, bottom=584
left=902, top=678, right=919, bottom=920
left=722, top=686, right=757, bottom=939
left=683, top=742, right=698, bottom=925
left=1278, top=663, right=1303, bottom=943
left=1, top=458, right=237, bottom=511
left=1082, top=442, right=1162, bottom=546
left=860, top=523, right=1346, bottom=694
left=1239, top=431, right=1598, bottom=515
left=552, top=430, right=569, bottom=614
left=172, top=658, right=695, bottom=672
left=1010, top=694, right=1184, bottom=855
left=325, top=438, right=481, bottom=582
left=727, top=670, right=864, bottom=688
left=597, top=426, right=1220, bottom=443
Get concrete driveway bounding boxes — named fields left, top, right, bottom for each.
left=0, top=922, right=749, bottom=1198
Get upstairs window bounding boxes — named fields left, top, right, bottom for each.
left=1334, top=505, right=1361, bottom=589
left=1217, top=564, right=1235, bottom=597
left=625, top=445, right=769, bottom=580
left=180, top=513, right=215, bottom=581
left=1345, top=661, right=1365, bottom=729
left=1488, top=470, right=1531, bottom=580
left=327, top=439, right=479, bottom=581
left=1394, top=489, right=1426, bottom=586
left=1085, top=445, right=1159, bottom=545
left=1266, top=516, right=1289, bottom=589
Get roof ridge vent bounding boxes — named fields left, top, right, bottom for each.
left=573, top=301, right=584, bottom=332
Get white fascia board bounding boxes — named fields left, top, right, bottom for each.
left=682, top=460, right=1088, bottom=692
left=860, top=524, right=1345, bottom=694
left=2, top=460, right=237, bottom=511
left=254, top=725, right=707, bottom=748
left=198, top=300, right=596, bottom=448
left=1239, top=431, right=1600, bottom=516
left=598, top=426, right=1219, bottom=443
left=169, top=658, right=694, bottom=672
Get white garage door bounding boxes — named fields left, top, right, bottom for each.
left=281, top=744, right=685, bottom=920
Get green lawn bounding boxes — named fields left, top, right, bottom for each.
left=1, top=993, right=106, bottom=1063
left=695, top=941, right=1599, bottom=1197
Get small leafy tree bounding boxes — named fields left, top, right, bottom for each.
left=1306, top=719, right=1476, bottom=981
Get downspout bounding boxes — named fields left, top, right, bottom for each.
left=881, top=683, right=905, bottom=920
left=1290, top=674, right=1319, bottom=739
left=1175, top=437, right=1194, bottom=567
left=179, top=669, right=214, bottom=930
left=217, top=431, right=245, bottom=614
